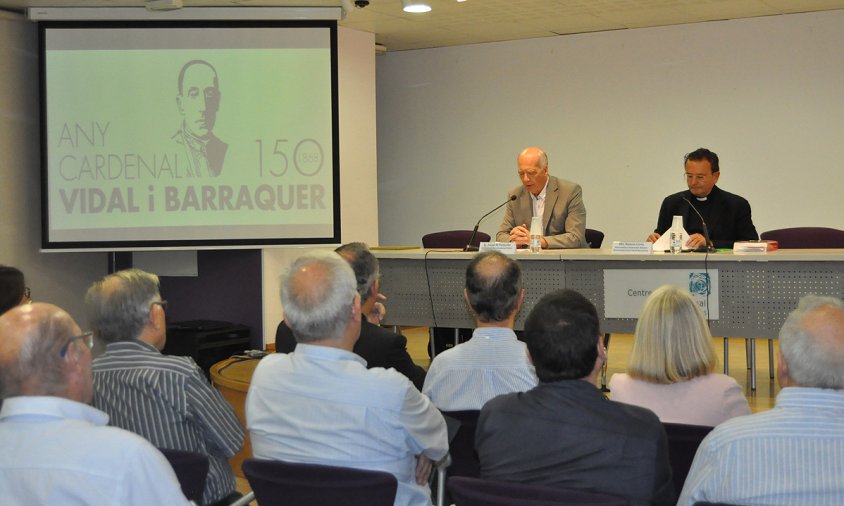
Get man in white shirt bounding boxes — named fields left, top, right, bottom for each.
left=423, top=251, right=537, bottom=410
left=246, top=251, right=448, bottom=506
left=679, top=295, right=844, bottom=505
left=0, top=303, right=190, bottom=505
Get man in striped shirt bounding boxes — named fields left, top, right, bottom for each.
left=678, top=295, right=844, bottom=505
left=422, top=251, right=538, bottom=410
left=87, top=269, right=244, bottom=506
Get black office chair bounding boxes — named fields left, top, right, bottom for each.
left=422, top=230, right=491, bottom=249
left=662, top=423, right=714, bottom=500
left=585, top=228, right=605, bottom=248
left=447, top=476, right=630, bottom=506
left=242, top=458, right=398, bottom=506
left=157, top=447, right=209, bottom=505
left=693, top=502, right=742, bottom=506
left=441, top=410, right=481, bottom=479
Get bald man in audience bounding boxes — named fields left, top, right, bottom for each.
left=423, top=251, right=537, bottom=410
left=679, top=294, right=844, bottom=505
left=247, top=251, right=448, bottom=506
left=0, top=303, right=189, bottom=505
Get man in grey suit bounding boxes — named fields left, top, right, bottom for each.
left=475, top=289, right=674, bottom=506
left=496, top=146, right=587, bottom=249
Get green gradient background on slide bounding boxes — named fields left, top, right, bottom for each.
left=46, top=48, right=334, bottom=231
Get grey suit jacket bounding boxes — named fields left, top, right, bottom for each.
left=496, top=176, right=587, bottom=249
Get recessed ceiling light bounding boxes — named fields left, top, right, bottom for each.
left=401, top=0, right=432, bottom=13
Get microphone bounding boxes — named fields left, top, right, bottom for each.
left=464, top=195, right=517, bottom=252
left=681, top=196, right=715, bottom=253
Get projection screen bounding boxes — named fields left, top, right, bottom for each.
left=40, top=21, right=339, bottom=250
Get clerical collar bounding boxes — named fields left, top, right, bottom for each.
left=696, top=196, right=707, bottom=202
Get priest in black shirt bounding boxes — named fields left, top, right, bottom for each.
left=647, top=147, right=758, bottom=250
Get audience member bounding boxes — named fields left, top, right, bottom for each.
left=276, top=242, right=426, bottom=390
left=86, top=269, right=244, bottom=506
left=496, top=146, right=587, bottom=249
left=247, top=252, right=448, bottom=506
left=678, top=295, right=844, bottom=505
left=0, top=303, right=189, bottom=505
left=0, top=265, right=29, bottom=314
left=423, top=251, right=537, bottom=410
left=475, top=289, right=674, bottom=506
left=609, top=285, right=750, bottom=425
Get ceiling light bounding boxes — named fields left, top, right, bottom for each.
left=401, top=0, right=432, bottom=13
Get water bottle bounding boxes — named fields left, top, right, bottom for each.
left=529, top=216, right=542, bottom=253
left=670, top=215, right=683, bottom=254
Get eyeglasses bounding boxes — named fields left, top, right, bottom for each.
left=151, top=300, right=168, bottom=311
left=60, top=331, right=94, bottom=357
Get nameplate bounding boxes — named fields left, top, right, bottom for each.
left=479, top=242, right=517, bottom=254
left=611, top=241, right=654, bottom=254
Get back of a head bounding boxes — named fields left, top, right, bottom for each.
left=628, top=285, right=717, bottom=384
left=335, top=242, right=378, bottom=299
left=465, top=251, right=521, bottom=323
left=0, top=265, right=25, bottom=315
left=281, top=251, right=357, bottom=343
left=779, top=295, right=844, bottom=389
left=85, top=269, right=161, bottom=344
left=0, top=303, right=79, bottom=400
left=524, top=289, right=599, bottom=383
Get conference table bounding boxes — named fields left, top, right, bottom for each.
left=373, top=248, right=844, bottom=388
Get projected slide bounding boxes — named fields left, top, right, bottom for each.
left=41, top=22, right=338, bottom=249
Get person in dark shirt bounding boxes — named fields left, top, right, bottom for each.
left=647, top=147, right=757, bottom=249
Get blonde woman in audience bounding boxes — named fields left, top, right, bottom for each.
left=609, top=285, right=750, bottom=426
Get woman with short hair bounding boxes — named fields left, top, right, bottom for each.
left=609, top=284, right=750, bottom=426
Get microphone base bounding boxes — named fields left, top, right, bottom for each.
left=463, top=245, right=479, bottom=252
left=687, top=246, right=716, bottom=253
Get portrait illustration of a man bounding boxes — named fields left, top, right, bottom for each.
left=172, top=60, right=228, bottom=177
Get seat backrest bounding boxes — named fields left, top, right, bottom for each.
left=662, top=423, right=714, bottom=498
left=157, top=447, right=209, bottom=504
left=585, top=228, right=605, bottom=248
left=447, top=476, right=630, bottom=506
left=422, top=230, right=491, bottom=248
left=693, top=502, right=743, bottom=506
left=442, top=410, right=481, bottom=479
left=242, top=458, right=397, bottom=506
left=760, top=227, right=844, bottom=248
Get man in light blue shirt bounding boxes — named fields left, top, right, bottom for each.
left=423, top=251, right=537, bottom=410
left=246, top=252, right=448, bottom=506
left=679, top=295, right=844, bottom=505
left=0, top=303, right=190, bottom=505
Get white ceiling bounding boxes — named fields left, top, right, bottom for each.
left=2, top=0, right=844, bottom=51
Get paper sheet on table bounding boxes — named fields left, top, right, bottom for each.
left=652, top=227, right=690, bottom=251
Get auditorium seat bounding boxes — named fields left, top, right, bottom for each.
left=157, top=447, right=209, bottom=504
left=447, top=476, right=630, bottom=506
left=422, top=229, right=491, bottom=249
left=662, top=423, right=714, bottom=500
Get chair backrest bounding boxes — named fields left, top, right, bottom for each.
left=585, top=228, right=605, bottom=248
left=242, top=458, right=397, bottom=506
left=422, top=230, right=491, bottom=249
left=447, top=476, right=630, bottom=506
left=442, top=410, right=481, bottom=479
left=662, top=423, right=714, bottom=498
left=759, top=227, right=844, bottom=248
left=693, top=502, right=742, bottom=506
left=157, top=447, right=209, bottom=504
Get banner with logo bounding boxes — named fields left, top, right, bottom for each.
left=603, top=269, right=719, bottom=320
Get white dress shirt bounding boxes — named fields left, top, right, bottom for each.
left=0, top=396, right=190, bottom=506
left=423, top=327, right=538, bottom=411
left=246, top=344, right=448, bottom=506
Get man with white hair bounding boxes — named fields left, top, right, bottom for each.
left=247, top=251, right=448, bottom=506
left=0, top=303, right=189, bottom=505
left=678, top=295, right=844, bottom=505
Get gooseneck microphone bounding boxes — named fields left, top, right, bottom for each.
left=681, top=196, right=715, bottom=253
left=464, top=195, right=517, bottom=252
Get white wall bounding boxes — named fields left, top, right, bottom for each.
left=261, top=26, right=378, bottom=344
left=0, top=12, right=107, bottom=324
left=375, top=10, right=844, bottom=246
